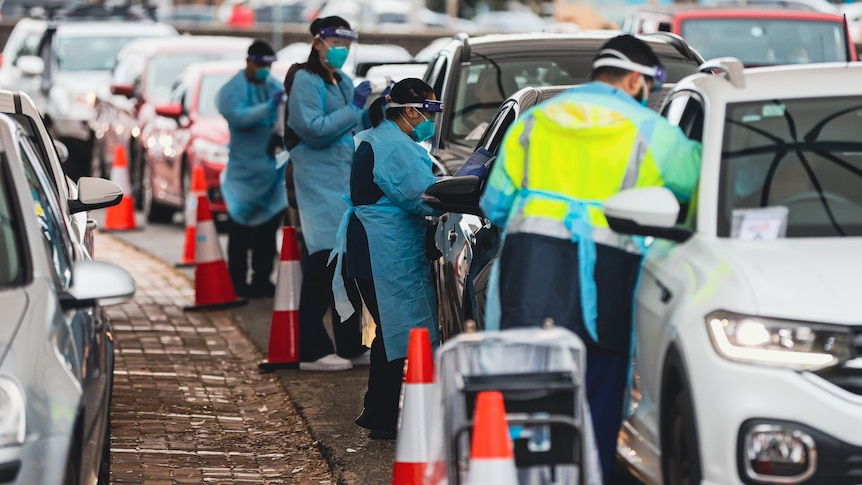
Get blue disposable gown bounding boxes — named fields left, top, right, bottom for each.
left=287, top=69, right=369, bottom=254
left=330, top=119, right=440, bottom=361
left=216, top=70, right=287, bottom=226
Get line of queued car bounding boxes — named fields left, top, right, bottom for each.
left=422, top=14, right=862, bottom=485
left=0, top=87, right=135, bottom=484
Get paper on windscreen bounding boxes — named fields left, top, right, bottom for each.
left=731, top=206, right=788, bottom=240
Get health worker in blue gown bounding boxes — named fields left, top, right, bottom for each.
left=287, top=16, right=371, bottom=371
left=216, top=39, right=286, bottom=299
left=329, top=78, right=442, bottom=439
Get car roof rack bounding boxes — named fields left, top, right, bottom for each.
left=699, top=57, right=745, bottom=88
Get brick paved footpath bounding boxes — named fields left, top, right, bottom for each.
left=97, top=234, right=335, bottom=484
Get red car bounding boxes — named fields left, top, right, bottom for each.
left=622, top=6, right=857, bottom=66
left=90, top=35, right=252, bottom=220
left=147, top=60, right=289, bottom=226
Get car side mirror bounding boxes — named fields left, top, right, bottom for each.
left=604, top=187, right=692, bottom=242
left=54, top=140, right=69, bottom=164
left=60, top=260, right=135, bottom=310
left=110, top=83, right=136, bottom=98
left=154, top=103, right=183, bottom=119
left=16, top=55, right=44, bottom=77
left=68, top=176, right=123, bottom=214
left=422, top=175, right=484, bottom=216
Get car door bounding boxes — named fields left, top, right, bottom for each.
left=629, top=90, right=705, bottom=449
left=16, top=131, right=111, bottom=477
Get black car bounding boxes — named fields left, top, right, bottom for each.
left=424, top=35, right=704, bottom=340
left=422, top=31, right=704, bottom=176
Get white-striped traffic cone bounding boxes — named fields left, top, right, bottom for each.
left=102, top=145, right=137, bottom=231
left=392, top=328, right=446, bottom=485
left=258, top=226, right=302, bottom=371
left=465, top=391, right=518, bottom=485
left=182, top=192, right=247, bottom=312
left=176, top=165, right=206, bottom=268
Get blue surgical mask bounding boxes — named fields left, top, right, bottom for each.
left=255, top=67, right=271, bottom=81
left=326, top=45, right=349, bottom=69
left=402, top=111, right=434, bottom=143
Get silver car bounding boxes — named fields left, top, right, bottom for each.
left=0, top=111, right=135, bottom=484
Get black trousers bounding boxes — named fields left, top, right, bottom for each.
left=227, top=211, right=284, bottom=294
left=355, top=278, right=404, bottom=434
left=298, top=250, right=366, bottom=362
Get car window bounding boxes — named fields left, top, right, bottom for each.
left=426, top=54, right=448, bottom=100
left=0, top=160, right=24, bottom=287
left=12, top=30, right=42, bottom=64
left=662, top=91, right=705, bottom=142
left=450, top=59, right=584, bottom=147
left=680, top=18, right=847, bottom=66
left=8, top=113, right=61, bottom=196
left=112, top=51, right=145, bottom=86
left=477, top=100, right=518, bottom=155
left=717, top=95, right=862, bottom=237
left=197, top=73, right=232, bottom=117
left=146, top=53, right=245, bottom=101
left=17, top=135, right=73, bottom=287
left=57, top=35, right=163, bottom=72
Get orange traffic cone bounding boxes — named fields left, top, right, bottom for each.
left=175, top=165, right=206, bottom=268
left=182, top=192, right=247, bottom=312
left=258, top=226, right=302, bottom=371
left=102, top=145, right=137, bottom=231
left=392, top=328, right=446, bottom=485
left=465, top=391, right=518, bottom=485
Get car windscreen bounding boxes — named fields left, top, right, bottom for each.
left=147, top=53, right=245, bottom=101
left=0, top=159, right=23, bottom=287
left=717, top=96, right=862, bottom=237
left=450, top=52, right=698, bottom=148
left=680, top=18, right=847, bottom=66
left=197, top=73, right=232, bottom=117
left=57, top=35, right=165, bottom=71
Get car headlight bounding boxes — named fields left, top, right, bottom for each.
left=192, top=139, right=229, bottom=165
left=706, top=311, right=854, bottom=371
left=0, top=377, right=26, bottom=447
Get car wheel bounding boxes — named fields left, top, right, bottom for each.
left=130, top=142, right=145, bottom=210
left=142, top=159, right=175, bottom=224
left=97, top=416, right=111, bottom=484
left=662, top=387, right=702, bottom=485
left=62, top=427, right=82, bottom=485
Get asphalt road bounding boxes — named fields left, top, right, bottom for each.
left=96, top=209, right=643, bottom=485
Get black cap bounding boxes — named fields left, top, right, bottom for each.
left=248, top=39, right=277, bottom=64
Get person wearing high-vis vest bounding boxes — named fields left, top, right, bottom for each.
left=479, top=34, right=702, bottom=482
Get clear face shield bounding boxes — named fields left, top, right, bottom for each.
left=316, top=27, right=359, bottom=69
left=592, top=48, right=667, bottom=105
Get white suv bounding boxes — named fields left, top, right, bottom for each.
left=607, top=59, right=862, bottom=485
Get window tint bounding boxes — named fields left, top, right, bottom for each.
left=197, top=73, right=232, bottom=117
left=18, top=135, right=73, bottom=287
left=146, top=52, right=245, bottom=101
left=680, top=18, right=847, bottom=66
left=0, top=160, right=24, bottom=287
left=718, top=96, right=862, bottom=237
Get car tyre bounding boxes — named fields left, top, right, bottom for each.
left=97, top=416, right=111, bottom=484
left=662, top=387, right=702, bottom=485
left=63, top=427, right=82, bottom=485
left=130, top=141, right=146, bottom=210
left=142, top=159, right=175, bottom=224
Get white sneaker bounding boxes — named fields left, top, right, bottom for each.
left=299, top=353, right=353, bottom=371
left=349, top=349, right=371, bottom=366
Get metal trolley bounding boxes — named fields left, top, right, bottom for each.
left=435, top=325, right=602, bottom=485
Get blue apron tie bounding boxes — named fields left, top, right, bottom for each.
left=328, top=194, right=355, bottom=322
left=520, top=190, right=602, bottom=343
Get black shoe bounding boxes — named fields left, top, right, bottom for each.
left=355, top=410, right=374, bottom=430
left=369, top=429, right=397, bottom=440
left=248, top=281, right=276, bottom=298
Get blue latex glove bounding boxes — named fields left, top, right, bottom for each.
left=381, top=80, right=396, bottom=97
left=271, top=89, right=285, bottom=107
left=352, top=81, right=372, bottom=109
